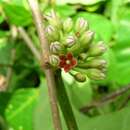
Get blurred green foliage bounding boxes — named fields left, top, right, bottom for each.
left=0, top=0, right=130, bottom=130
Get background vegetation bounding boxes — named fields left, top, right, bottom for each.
left=0, top=0, right=130, bottom=130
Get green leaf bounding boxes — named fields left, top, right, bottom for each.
left=34, top=77, right=130, bottom=130
left=0, top=40, right=13, bottom=74
left=0, top=31, right=9, bottom=38
left=55, top=5, right=76, bottom=17
left=34, top=77, right=88, bottom=130
left=45, top=5, right=76, bottom=17
left=111, top=7, right=130, bottom=85
left=34, top=78, right=67, bottom=130
left=0, top=92, right=11, bottom=117
left=0, top=16, right=4, bottom=24
left=5, top=88, right=38, bottom=130
left=2, top=3, right=32, bottom=26
left=85, top=107, right=130, bottom=130
left=74, top=12, right=114, bottom=42
left=56, top=0, right=106, bottom=5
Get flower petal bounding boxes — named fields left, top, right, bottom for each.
left=67, top=52, right=73, bottom=60
left=71, top=58, right=77, bottom=67
left=59, top=55, right=66, bottom=60
left=64, top=64, right=71, bottom=72
left=59, top=60, right=66, bottom=68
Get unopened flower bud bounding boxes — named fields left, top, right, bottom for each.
left=63, top=18, right=73, bottom=33
left=86, top=68, right=106, bottom=80
left=87, top=41, right=107, bottom=57
left=66, top=35, right=76, bottom=47
left=45, top=25, right=59, bottom=41
left=45, top=10, right=57, bottom=20
left=79, top=30, right=94, bottom=49
left=79, top=53, right=87, bottom=60
left=74, top=73, right=86, bottom=82
left=49, top=55, right=60, bottom=67
left=79, top=59, right=107, bottom=69
left=45, top=10, right=62, bottom=29
left=50, top=41, right=63, bottom=54
left=75, top=17, right=89, bottom=33
left=68, top=31, right=94, bottom=55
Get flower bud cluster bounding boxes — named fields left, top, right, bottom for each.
left=45, top=10, right=107, bottom=82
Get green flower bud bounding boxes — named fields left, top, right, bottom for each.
left=66, top=35, right=76, bottom=47
left=79, top=53, right=87, bottom=60
left=45, top=10, right=62, bottom=29
left=45, top=10, right=57, bottom=19
left=87, top=41, right=106, bottom=57
left=78, top=59, right=107, bottom=69
left=50, top=41, right=63, bottom=54
left=67, top=42, right=81, bottom=56
left=74, top=72, right=86, bottom=82
left=45, top=25, right=59, bottom=41
left=49, top=55, right=60, bottom=67
left=68, top=30, right=94, bottom=56
left=79, top=30, right=94, bottom=49
left=63, top=17, right=73, bottom=33
left=75, top=17, right=89, bottom=33
left=86, top=68, right=106, bottom=80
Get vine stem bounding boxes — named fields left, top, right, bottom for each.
left=80, top=84, right=130, bottom=113
left=27, top=0, right=62, bottom=130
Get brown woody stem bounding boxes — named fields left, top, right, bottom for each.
left=80, top=85, right=130, bottom=113
left=27, top=0, right=62, bottom=130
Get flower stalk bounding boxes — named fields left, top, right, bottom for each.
left=55, top=70, right=79, bottom=130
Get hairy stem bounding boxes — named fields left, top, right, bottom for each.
left=80, top=84, right=130, bottom=113
left=55, top=70, right=79, bottom=130
left=27, top=0, right=62, bottom=130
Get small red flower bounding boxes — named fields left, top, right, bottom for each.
left=59, top=52, right=77, bottom=72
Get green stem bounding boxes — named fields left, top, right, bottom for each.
left=55, top=70, right=79, bottom=130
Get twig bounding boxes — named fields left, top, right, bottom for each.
left=80, top=85, right=130, bottom=113
left=27, top=1, right=62, bottom=130
left=18, top=27, right=41, bottom=61
left=5, top=49, right=16, bottom=91
left=118, top=95, right=130, bottom=110
left=0, top=64, right=13, bottom=68
left=4, top=26, right=17, bottom=91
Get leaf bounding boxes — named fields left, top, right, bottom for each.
left=34, top=77, right=130, bottom=130
left=0, top=92, right=12, bottom=117
left=45, top=5, right=76, bottom=17
left=85, top=107, right=130, bottom=130
left=5, top=88, right=38, bottom=130
left=0, top=31, right=9, bottom=38
left=74, top=12, right=114, bottom=42
left=0, top=41, right=13, bottom=74
left=111, top=7, right=130, bottom=85
left=34, top=78, right=67, bottom=130
left=56, top=0, right=106, bottom=5
left=0, top=16, right=4, bottom=24
left=34, top=77, right=88, bottom=130
left=55, top=5, right=76, bottom=17
left=2, top=2, right=32, bottom=26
